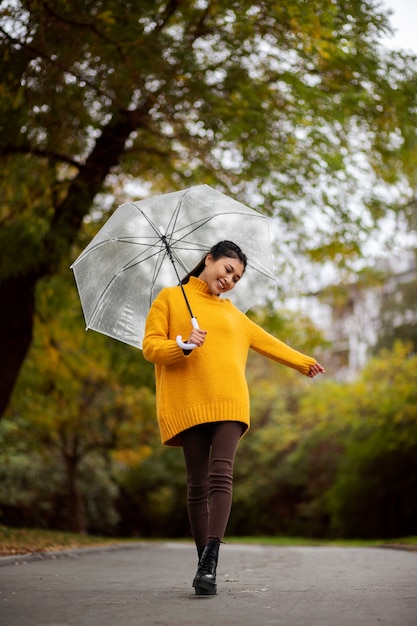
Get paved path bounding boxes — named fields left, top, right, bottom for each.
left=1, top=542, right=416, bottom=625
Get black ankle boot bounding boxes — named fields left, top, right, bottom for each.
left=197, top=544, right=205, bottom=561
left=193, top=538, right=221, bottom=596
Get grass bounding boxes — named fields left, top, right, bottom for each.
left=226, top=536, right=417, bottom=548
left=0, top=525, right=126, bottom=557
left=1, top=525, right=416, bottom=557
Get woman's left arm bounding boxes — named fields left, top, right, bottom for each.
left=306, top=362, right=325, bottom=378
left=248, top=319, right=324, bottom=377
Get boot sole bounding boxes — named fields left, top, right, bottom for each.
left=193, top=575, right=217, bottom=596
left=194, top=585, right=217, bottom=596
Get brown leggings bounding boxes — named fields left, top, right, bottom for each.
left=181, top=421, right=243, bottom=548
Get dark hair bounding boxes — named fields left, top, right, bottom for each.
left=181, top=240, right=247, bottom=284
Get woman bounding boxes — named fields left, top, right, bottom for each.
left=143, top=240, right=324, bottom=595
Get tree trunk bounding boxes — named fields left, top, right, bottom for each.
left=0, top=274, right=37, bottom=416
left=64, top=455, right=86, bottom=534
left=0, top=109, right=146, bottom=419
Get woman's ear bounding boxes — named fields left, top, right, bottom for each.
left=205, top=253, right=213, bottom=266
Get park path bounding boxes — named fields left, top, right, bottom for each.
left=1, top=541, right=416, bottom=625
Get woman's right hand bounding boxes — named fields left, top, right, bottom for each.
left=187, top=328, right=207, bottom=347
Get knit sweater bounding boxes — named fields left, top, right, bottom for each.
left=142, top=277, right=317, bottom=447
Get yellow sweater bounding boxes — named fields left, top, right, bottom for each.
left=143, top=277, right=317, bottom=447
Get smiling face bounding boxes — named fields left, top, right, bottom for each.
left=198, top=254, right=245, bottom=295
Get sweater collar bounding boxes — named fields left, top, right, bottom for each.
left=185, top=276, right=217, bottom=297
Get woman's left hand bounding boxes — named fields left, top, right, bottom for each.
left=307, top=362, right=325, bottom=378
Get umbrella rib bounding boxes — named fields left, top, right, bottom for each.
left=247, top=260, right=276, bottom=280
left=166, top=210, right=268, bottom=249
left=130, top=202, right=164, bottom=238
left=148, top=246, right=168, bottom=306
left=121, top=245, right=164, bottom=272
left=86, top=246, right=165, bottom=329
left=75, top=209, right=267, bottom=266
left=131, top=197, right=197, bottom=318
left=125, top=205, right=174, bottom=301
left=71, top=238, right=164, bottom=269
left=163, top=190, right=190, bottom=249
left=87, top=272, right=125, bottom=330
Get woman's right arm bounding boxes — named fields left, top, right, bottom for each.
left=142, top=296, right=186, bottom=365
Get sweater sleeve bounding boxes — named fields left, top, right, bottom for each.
left=248, top=318, right=317, bottom=375
left=142, top=291, right=188, bottom=366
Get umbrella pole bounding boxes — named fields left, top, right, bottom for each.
left=179, top=283, right=195, bottom=318
left=175, top=285, right=200, bottom=350
left=160, top=235, right=195, bottom=317
left=161, top=235, right=199, bottom=350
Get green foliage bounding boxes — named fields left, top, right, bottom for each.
left=0, top=265, right=157, bottom=533
left=116, top=446, right=188, bottom=538
left=1, top=0, right=416, bottom=275
left=372, top=268, right=417, bottom=354
left=248, top=302, right=330, bottom=354
left=0, top=448, right=62, bottom=528
left=230, top=343, right=417, bottom=539
left=328, top=430, right=417, bottom=538
left=229, top=303, right=330, bottom=536
left=326, top=343, right=417, bottom=537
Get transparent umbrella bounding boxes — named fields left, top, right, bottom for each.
left=71, top=184, right=276, bottom=350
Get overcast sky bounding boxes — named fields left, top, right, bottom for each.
left=382, top=0, right=417, bottom=52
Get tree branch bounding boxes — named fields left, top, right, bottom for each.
left=2, top=144, right=80, bottom=169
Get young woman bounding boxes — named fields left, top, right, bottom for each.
left=143, top=241, right=324, bottom=596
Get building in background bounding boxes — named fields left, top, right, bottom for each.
left=310, top=251, right=417, bottom=380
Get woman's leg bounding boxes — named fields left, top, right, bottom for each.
left=182, top=423, right=212, bottom=549
left=187, top=421, right=243, bottom=595
left=182, top=421, right=243, bottom=547
left=207, top=420, right=243, bottom=541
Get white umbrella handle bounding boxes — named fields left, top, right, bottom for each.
left=176, top=317, right=200, bottom=350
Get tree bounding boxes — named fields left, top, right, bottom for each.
left=1, top=0, right=417, bottom=417
left=1, top=267, right=156, bottom=533
left=327, top=343, right=417, bottom=538
left=373, top=252, right=417, bottom=354
left=229, top=305, right=329, bottom=535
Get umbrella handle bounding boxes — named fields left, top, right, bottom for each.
left=176, top=317, right=199, bottom=350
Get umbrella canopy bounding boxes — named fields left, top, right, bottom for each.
left=71, top=184, right=276, bottom=349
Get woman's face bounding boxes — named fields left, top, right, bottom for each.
left=198, top=254, right=245, bottom=295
